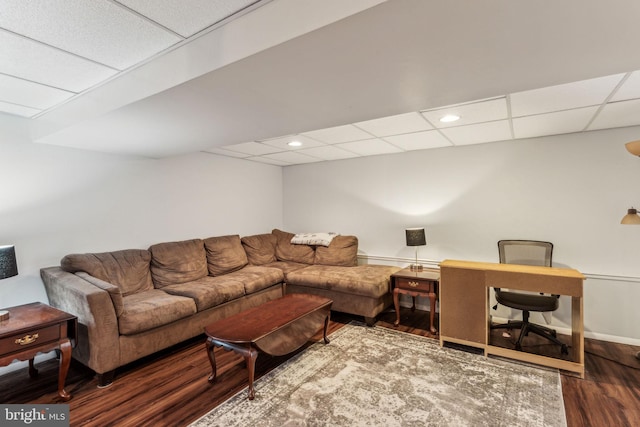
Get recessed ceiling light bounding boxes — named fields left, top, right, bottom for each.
left=440, top=114, right=461, bottom=123
left=288, top=140, right=302, bottom=147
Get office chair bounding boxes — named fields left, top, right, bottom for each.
left=491, top=240, right=569, bottom=354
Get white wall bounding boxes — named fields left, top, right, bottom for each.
left=283, top=126, right=640, bottom=345
left=0, top=114, right=283, bottom=375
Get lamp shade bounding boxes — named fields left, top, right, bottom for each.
left=621, top=208, right=640, bottom=225
left=0, top=245, right=18, bottom=279
left=405, top=228, right=426, bottom=246
left=625, top=140, right=640, bottom=156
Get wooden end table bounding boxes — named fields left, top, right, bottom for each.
left=0, top=302, right=77, bottom=401
left=204, top=294, right=332, bottom=400
left=391, top=267, right=439, bottom=333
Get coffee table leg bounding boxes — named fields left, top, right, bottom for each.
left=206, top=337, right=217, bottom=383
left=244, top=347, right=258, bottom=400
left=323, top=314, right=331, bottom=344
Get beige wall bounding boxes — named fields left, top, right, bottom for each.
left=283, top=126, right=640, bottom=345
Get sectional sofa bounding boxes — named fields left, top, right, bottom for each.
left=40, top=229, right=400, bottom=386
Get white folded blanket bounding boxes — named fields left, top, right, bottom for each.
left=291, top=232, right=339, bottom=247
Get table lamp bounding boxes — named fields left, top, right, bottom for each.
left=0, top=245, right=18, bottom=321
left=405, top=228, right=426, bottom=272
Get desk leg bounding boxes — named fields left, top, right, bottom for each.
left=393, top=288, right=401, bottom=326
left=572, top=296, right=585, bottom=378
left=58, top=338, right=72, bottom=401
left=28, top=359, right=38, bottom=378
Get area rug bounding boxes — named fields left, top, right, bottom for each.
left=189, top=323, right=566, bottom=427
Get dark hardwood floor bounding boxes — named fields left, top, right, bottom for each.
left=1, top=308, right=639, bottom=426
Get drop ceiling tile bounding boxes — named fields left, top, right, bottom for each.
left=302, top=124, right=373, bottom=144
left=296, top=145, right=360, bottom=161
left=0, top=100, right=42, bottom=117
left=510, top=74, right=625, bottom=117
left=336, top=138, right=403, bottom=156
left=203, top=147, right=251, bottom=158
left=0, top=0, right=181, bottom=70
left=610, top=71, right=640, bottom=102
left=441, top=120, right=512, bottom=145
left=354, top=112, right=432, bottom=136
left=117, top=0, right=258, bottom=38
left=259, top=134, right=325, bottom=150
left=588, top=98, right=640, bottom=130
left=247, top=156, right=290, bottom=166
left=513, top=106, right=599, bottom=139
left=421, top=98, right=508, bottom=128
left=0, top=31, right=119, bottom=93
left=261, top=151, right=322, bottom=164
left=0, top=73, right=74, bottom=109
left=383, top=130, right=451, bottom=151
left=220, top=141, right=282, bottom=155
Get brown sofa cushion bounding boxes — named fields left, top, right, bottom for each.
left=118, top=289, right=197, bottom=335
left=314, top=235, right=358, bottom=266
left=61, top=249, right=153, bottom=297
left=221, top=265, right=284, bottom=294
left=241, top=233, right=277, bottom=265
left=204, top=235, right=248, bottom=276
left=161, top=276, right=245, bottom=311
left=149, top=239, right=208, bottom=288
left=272, top=229, right=315, bottom=264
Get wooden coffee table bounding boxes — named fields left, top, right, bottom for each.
left=204, top=294, right=332, bottom=400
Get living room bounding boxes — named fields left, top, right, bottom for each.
left=1, top=1, right=639, bottom=426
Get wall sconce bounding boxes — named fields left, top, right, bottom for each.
left=0, top=245, right=18, bottom=321
left=621, top=208, right=640, bottom=225
left=405, top=228, right=426, bottom=272
left=625, top=140, right=640, bottom=156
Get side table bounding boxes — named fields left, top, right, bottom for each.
left=0, top=302, right=77, bottom=401
left=391, top=267, right=439, bottom=333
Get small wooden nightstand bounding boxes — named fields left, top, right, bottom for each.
left=0, top=302, right=77, bottom=401
left=391, top=267, right=439, bottom=333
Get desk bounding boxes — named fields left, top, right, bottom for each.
left=439, top=259, right=585, bottom=378
left=390, top=268, right=439, bottom=333
left=0, top=302, right=77, bottom=401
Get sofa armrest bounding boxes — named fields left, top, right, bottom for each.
left=75, top=272, right=124, bottom=317
left=40, top=266, right=120, bottom=374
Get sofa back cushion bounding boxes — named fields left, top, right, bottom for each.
left=61, top=249, right=153, bottom=296
left=314, top=235, right=359, bottom=266
left=204, top=235, right=248, bottom=276
left=272, top=229, right=315, bottom=264
left=149, top=239, right=208, bottom=288
left=241, top=233, right=277, bottom=265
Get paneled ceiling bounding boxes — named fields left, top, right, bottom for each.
left=2, top=0, right=640, bottom=165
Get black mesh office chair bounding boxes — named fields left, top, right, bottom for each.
left=491, top=240, right=568, bottom=354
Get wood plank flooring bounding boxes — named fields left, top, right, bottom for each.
left=1, top=308, right=639, bottom=426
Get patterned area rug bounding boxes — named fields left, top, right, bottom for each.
left=190, top=323, right=566, bottom=427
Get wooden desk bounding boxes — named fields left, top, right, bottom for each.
left=391, top=268, right=439, bottom=333
left=0, top=302, right=77, bottom=400
left=439, top=259, right=585, bottom=378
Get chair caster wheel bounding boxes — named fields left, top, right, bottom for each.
left=515, top=343, right=523, bottom=351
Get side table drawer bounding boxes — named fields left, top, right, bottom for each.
left=395, top=277, right=432, bottom=292
left=0, top=325, right=60, bottom=354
